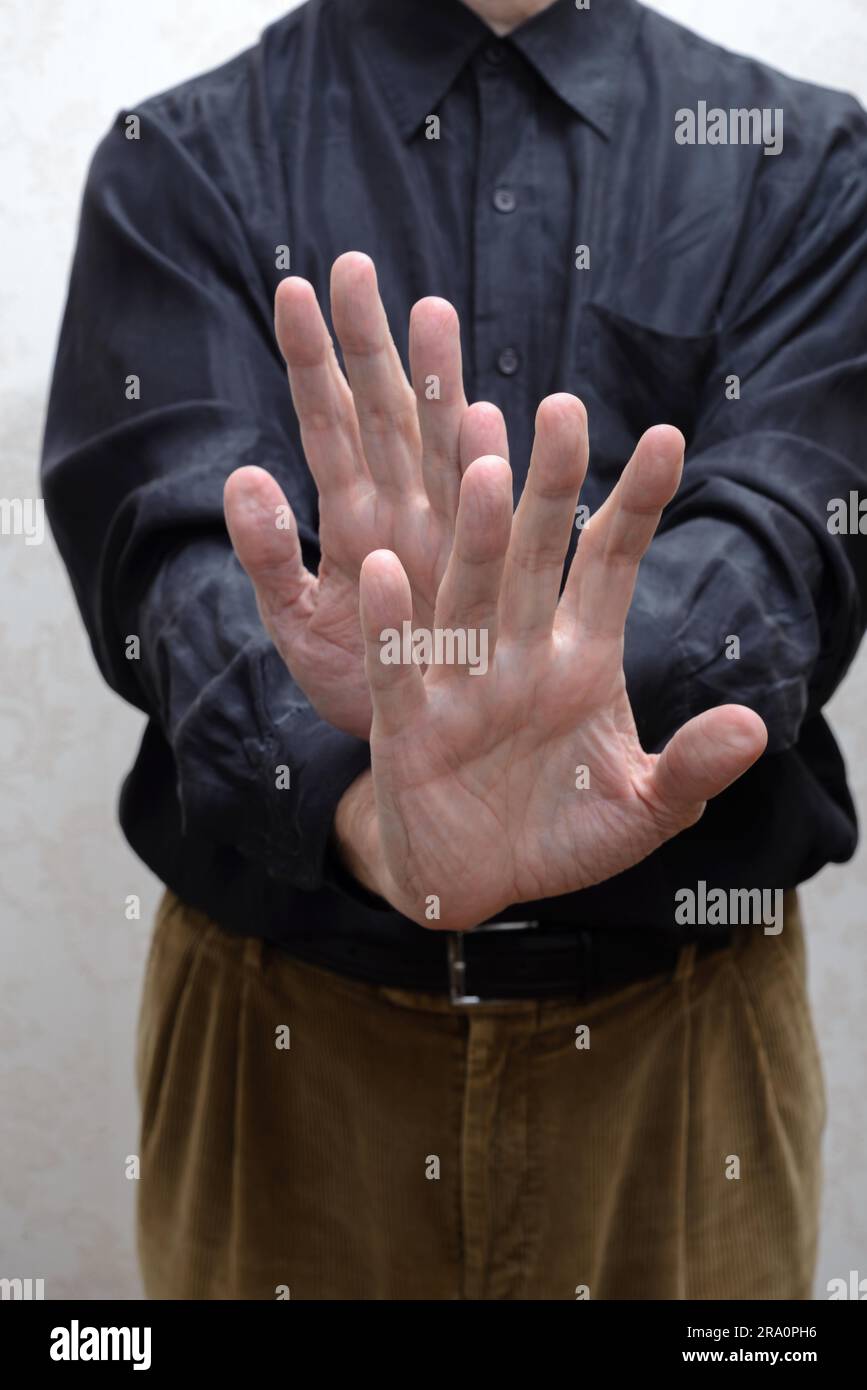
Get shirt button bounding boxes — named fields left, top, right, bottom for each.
left=483, top=43, right=506, bottom=65
left=493, top=187, right=517, bottom=213
left=497, top=347, right=520, bottom=376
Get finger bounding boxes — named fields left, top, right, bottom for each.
left=330, top=252, right=423, bottom=497
left=560, top=424, right=684, bottom=640
left=430, top=455, right=513, bottom=680
left=409, top=297, right=468, bottom=521
left=650, top=704, right=768, bottom=819
left=459, top=401, right=509, bottom=474
left=223, top=465, right=316, bottom=637
left=360, top=550, right=428, bottom=736
left=500, top=394, right=588, bottom=643
left=274, top=276, right=367, bottom=495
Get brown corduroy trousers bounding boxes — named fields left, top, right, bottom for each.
left=136, top=888, right=825, bottom=1300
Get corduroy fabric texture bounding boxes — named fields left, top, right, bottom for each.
left=136, top=889, right=825, bottom=1300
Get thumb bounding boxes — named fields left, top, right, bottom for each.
left=650, top=704, right=768, bottom=820
left=223, top=466, right=315, bottom=628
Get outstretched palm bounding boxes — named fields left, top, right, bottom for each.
left=360, top=398, right=767, bottom=930
left=224, top=252, right=505, bottom=737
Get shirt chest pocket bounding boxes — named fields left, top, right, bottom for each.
left=580, top=301, right=719, bottom=456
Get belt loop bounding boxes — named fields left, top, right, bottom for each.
left=244, top=935, right=266, bottom=973
left=673, top=940, right=697, bottom=985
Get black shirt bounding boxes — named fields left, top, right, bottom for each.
left=41, top=0, right=867, bottom=985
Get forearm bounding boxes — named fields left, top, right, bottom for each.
left=623, top=438, right=865, bottom=757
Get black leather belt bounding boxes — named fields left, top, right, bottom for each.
left=443, top=920, right=733, bottom=1005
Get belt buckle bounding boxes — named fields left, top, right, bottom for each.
left=446, top=921, right=538, bottom=1006
left=447, top=934, right=482, bottom=1005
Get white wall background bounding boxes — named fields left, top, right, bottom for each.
left=0, top=0, right=864, bottom=1299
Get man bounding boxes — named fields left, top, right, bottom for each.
left=42, top=0, right=866, bottom=1299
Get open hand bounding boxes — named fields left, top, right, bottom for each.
left=224, top=252, right=505, bottom=737
left=356, top=396, right=768, bottom=930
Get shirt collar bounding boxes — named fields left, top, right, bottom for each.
left=354, top=0, right=643, bottom=141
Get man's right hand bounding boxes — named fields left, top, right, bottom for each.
left=224, top=252, right=506, bottom=738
